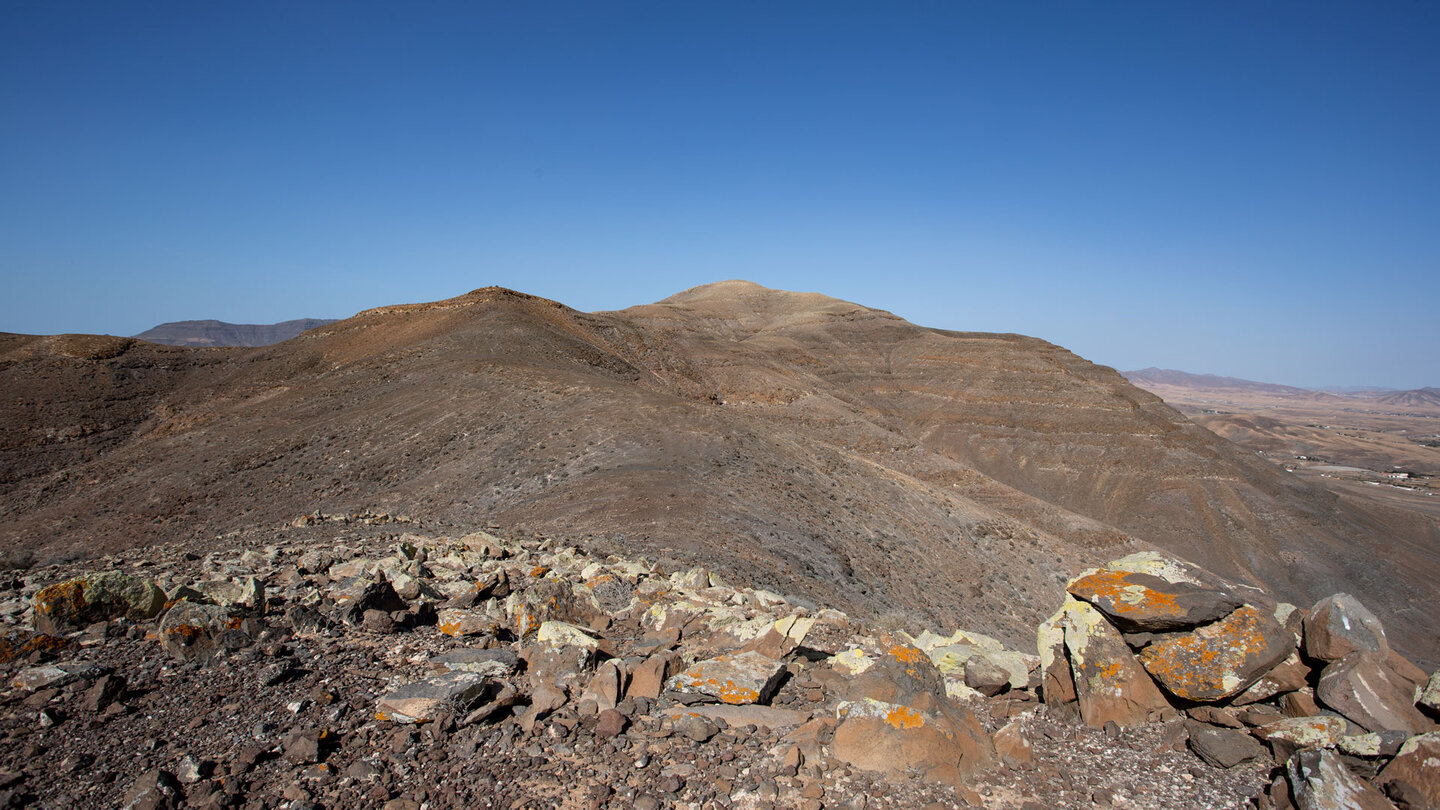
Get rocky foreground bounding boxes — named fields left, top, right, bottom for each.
left=0, top=515, right=1437, bottom=809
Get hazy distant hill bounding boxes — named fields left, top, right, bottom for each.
left=1374, top=387, right=1440, bottom=411
left=1123, top=367, right=1325, bottom=399
left=134, top=318, right=337, bottom=347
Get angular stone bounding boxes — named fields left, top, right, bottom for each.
left=1376, top=732, right=1440, bottom=810
left=667, top=651, right=787, bottom=705
left=81, top=674, right=126, bottom=712
left=34, top=572, right=165, bottom=634
left=376, top=671, right=490, bottom=724
left=427, top=648, right=517, bottom=678
left=1303, top=594, right=1388, bottom=663
left=580, top=660, right=625, bottom=711
left=594, top=708, right=626, bottom=738
left=829, top=636, right=994, bottom=786
left=1287, top=749, right=1397, bottom=810
left=193, top=576, right=265, bottom=612
left=1339, top=731, right=1409, bottom=759
left=1138, top=604, right=1292, bottom=702
left=13, top=661, right=110, bottom=692
left=963, top=654, right=1010, bottom=697
left=1282, top=690, right=1323, bottom=719
left=628, top=652, right=683, bottom=700
left=120, top=768, right=181, bottom=810
left=435, top=608, right=499, bottom=638
left=1062, top=599, right=1170, bottom=728
left=1186, top=721, right=1268, bottom=768
left=1255, top=716, right=1349, bottom=761
left=1067, top=567, right=1242, bottom=633
left=1037, top=602, right=1077, bottom=707
left=1317, top=652, right=1433, bottom=735
left=526, top=620, right=600, bottom=695
left=832, top=697, right=994, bottom=788
left=1232, top=652, right=1312, bottom=706
left=157, top=601, right=250, bottom=661
left=993, top=720, right=1033, bottom=766
left=660, top=703, right=810, bottom=730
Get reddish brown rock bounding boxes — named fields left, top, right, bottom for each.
left=1376, top=732, right=1440, bottom=810
left=1303, top=594, right=1388, bottom=663
left=1062, top=599, right=1170, bottom=728
left=1317, top=653, right=1435, bottom=735
left=627, top=652, right=682, bottom=699
left=1138, top=605, right=1292, bottom=702
left=1067, top=567, right=1242, bottom=633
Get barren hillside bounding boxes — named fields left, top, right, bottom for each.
left=3, top=282, right=1436, bottom=665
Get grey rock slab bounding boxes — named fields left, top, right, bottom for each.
left=428, top=648, right=517, bottom=678
left=376, top=671, right=490, bottom=724
left=1287, top=748, right=1397, bottom=810
left=665, top=650, right=787, bottom=705
left=1185, top=721, right=1268, bottom=768
left=660, top=704, right=811, bottom=730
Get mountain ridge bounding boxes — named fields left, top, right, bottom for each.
left=3, top=282, right=1437, bottom=665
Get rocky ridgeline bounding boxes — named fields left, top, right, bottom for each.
left=0, top=523, right=1432, bottom=810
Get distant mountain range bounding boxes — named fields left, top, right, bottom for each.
left=1123, top=367, right=1438, bottom=410
left=133, top=318, right=337, bottom=347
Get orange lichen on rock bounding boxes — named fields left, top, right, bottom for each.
left=889, top=645, right=924, bottom=665
left=885, top=706, right=924, bottom=729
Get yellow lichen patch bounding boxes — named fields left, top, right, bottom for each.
left=884, top=706, right=924, bottom=730
left=584, top=575, right=614, bottom=589
left=438, top=621, right=462, bottom=637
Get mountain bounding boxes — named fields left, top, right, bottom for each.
left=133, top=318, right=338, bottom=347
left=1122, top=368, right=1342, bottom=401
left=1374, top=386, right=1440, bottom=412
left=3, top=281, right=1437, bottom=664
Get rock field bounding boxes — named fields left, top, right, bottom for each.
left=0, top=513, right=1436, bottom=809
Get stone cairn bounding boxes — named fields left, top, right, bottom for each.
left=1, top=523, right=1438, bottom=809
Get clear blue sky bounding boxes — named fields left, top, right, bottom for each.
left=2, top=2, right=1436, bottom=388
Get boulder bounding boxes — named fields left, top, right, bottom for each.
left=963, top=654, right=1011, bottom=697
left=525, top=621, right=600, bottom=695
left=156, top=601, right=252, bottom=661
left=193, top=576, right=265, bottom=612
left=375, top=671, right=491, bottom=724
left=1186, top=721, right=1268, bottom=768
left=1287, top=749, right=1398, bottom=810
left=1255, top=716, right=1349, bottom=762
left=120, top=769, right=181, bottom=810
left=579, top=660, right=626, bottom=711
left=1304, top=594, right=1388, bottom=663
left=1376, top=732, right=1440, bottom=810
left=436, top=608, right=499, bottom=638
left=1067, top=567, right=1242, bottom=633
left=1061, top=599, right=1170, bottom=727
left=830, top=636, right=995, bottom=785
left=34, top=572, right=165, bottom=634
left=665, top=651, right=787, bottom=705
left=831, top=697, right=993, bottom=788
left=1138, top=605, right=1293, bottom=702
left=1317, top=653, right=1433, bottom=735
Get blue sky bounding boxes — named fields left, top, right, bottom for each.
left=2, top=2, right=1436, bottom=388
